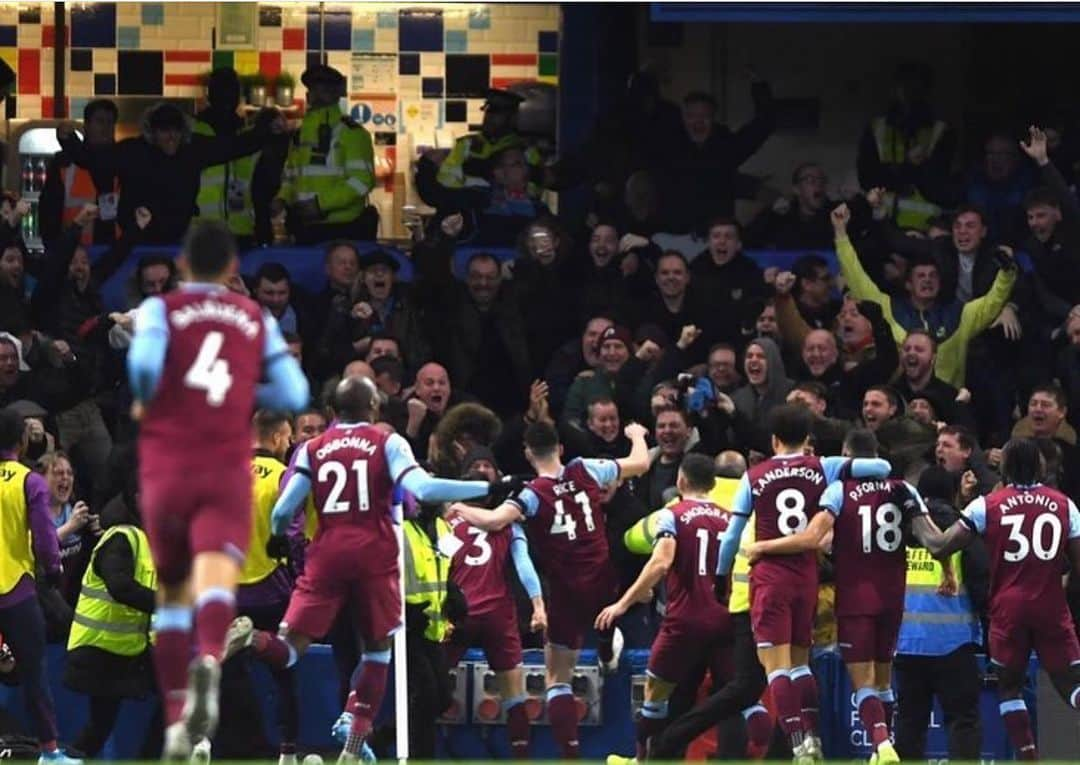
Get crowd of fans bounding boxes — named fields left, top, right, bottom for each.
left=2, top=57, right=1080, bottom=755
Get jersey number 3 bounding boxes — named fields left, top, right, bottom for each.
left=184, top=331, right=233, bottom=406
left=1001, top=513, right=1062, bottom=562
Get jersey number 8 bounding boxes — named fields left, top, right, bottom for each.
left=777, top=488, right=808, bottom=536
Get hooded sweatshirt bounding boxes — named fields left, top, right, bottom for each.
left=731, top=336, right=794, bottom=424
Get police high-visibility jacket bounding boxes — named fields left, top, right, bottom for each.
left=68, top=524, right=156, bottom=657
left=403, top=516, right=452, bottom=643
left=896, top=546, right=981, bottom=656
left=0, top=460, right=34, bottom=596
left=191, top=119, right=257, bottom=237
left=276, top=104, right=374, bottom=225
left=872, top=116, right=947, bottom=230
left=436, top=131, right=543, bottom=190
left=60, top=164, right=120, bottom=245
left=623, top=477, right=757, bottom=613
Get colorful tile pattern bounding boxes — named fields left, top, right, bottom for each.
left=9, top=0, right=560, bottom=150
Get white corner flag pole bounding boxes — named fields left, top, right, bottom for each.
left=393, top=506, right=410, bottom=765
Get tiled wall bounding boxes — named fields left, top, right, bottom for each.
left=2, top=2, right=560, bottom=142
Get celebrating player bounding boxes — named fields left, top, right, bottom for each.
left=748, top=429, right=941, bottom=764
left=126, top=221, right=310, bottom=759
left=230, top=376, right=495, bottom=764
left=449, top=419, right=651, bottom=759
left=927, top=438, right=1080, bottom=760
left=717, top=405, right=891, bottom=763
left=440, top=487, right=547, bottom=759
left=596, top=453, right=733, bottom=765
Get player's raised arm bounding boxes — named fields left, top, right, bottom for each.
left=257, top=312, right=310, bottom=412
left=596, top=509, right=677, bottom=630
left=510, top=524, right=547, bottom=631
left=717, top=473, right=752, bottom=575
left=614, top=422, right=652, bottom=478
left=126, top=296, right=169, bottom=404
left=889, top=481, right=949, bottom=552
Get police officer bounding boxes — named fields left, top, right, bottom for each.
left=192, top=68, right=260, bottom=248
left=436, top=88, right=542, bottom=192
left=0, top=407, right=82, bottom=765
left=63, top=496, right=157, bottom=757
left=893, top=466, right=988, bottom=761
left=273, top=65, right=378, bottom=243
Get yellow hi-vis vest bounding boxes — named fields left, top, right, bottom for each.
left=0, top=460, right=34, bottom=595
left=872, top=116, right=947, bottom=230
left=436, top=131, right=543, bottom=191
left=68, top=524, right=156, bottom=656
left=897, top=546, right=981, bottom=656
left=191, top=119, right=258, bottom=237
left=623, top=477, right=756, bottom=613
left=240, top=454, right=287, bottom=585
left=403, top=517, right=452, bottom=642
left=276, top=104, right=374, bottom=225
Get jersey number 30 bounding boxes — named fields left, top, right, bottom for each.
left=184, top=331, right=233, bottom=406
left=1001, top=513, right=1062, bottom=562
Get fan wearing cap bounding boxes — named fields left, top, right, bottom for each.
left=562, top=325, right=658, bottom=428
left=272, top=65, right=378, bottom=244
left=436, top=88, right=544, bottom=193
left=56, top=101, right=281, bottom=244
left=319, top=249, right=430, bottom=377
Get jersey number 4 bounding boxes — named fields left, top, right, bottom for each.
left=318, top=460, right=370, bottom=514
left=184, top=331, right=233, bottom=406
left=550, top=491, right=596, bottom=541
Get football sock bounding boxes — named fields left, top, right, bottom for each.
left=855, top=687, right=890, bottom=748
left=878, top=687, right=896, bottom=729
left=345, top=650, right=391, bottom=751
left=635, top=698, right=669, bottom=760
left=251, top=630, right=297, bottom=669
left=193, top=587, right=235, bottom=662
left=546, top=684, right=580, bottom=759
left=503, top=696, right=530, bottom=759
left=767, top=669, right=804, bottom=749
left=790, top=664, right=819, bottom=735
left=596, top=629, right=614, bottom=665
left=153, top=605, right=194, bottom=725
left=1000, top=699, right=1038, bottom=760
left=741, top=704, right=773, bottom=755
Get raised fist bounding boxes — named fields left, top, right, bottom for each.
left=774, top=271, right=796, bottom=295
left=441, top=213, right=464, bottom=239
left=624, top=422, right=649, bottom=441
left=677, top=324, right=702, bottom=350
left=407, top=397, right=428, bottom=422
left=831, top=203, right=851, bottom=231
left=134, top=206, right=152, bottom=230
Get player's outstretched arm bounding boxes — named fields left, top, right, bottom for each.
left=447, top=500, right=523, bottom=532
left=749, top=511, right=833, bottom=562
left=126, top=296, right=168, bottom=403
left=385, top=433, right=492, bottom=504
left=823, top=455, right=892, bottom=482
left=595, top=537, right=676, bottom=631
left=615, top=422, right=652, bottom=479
